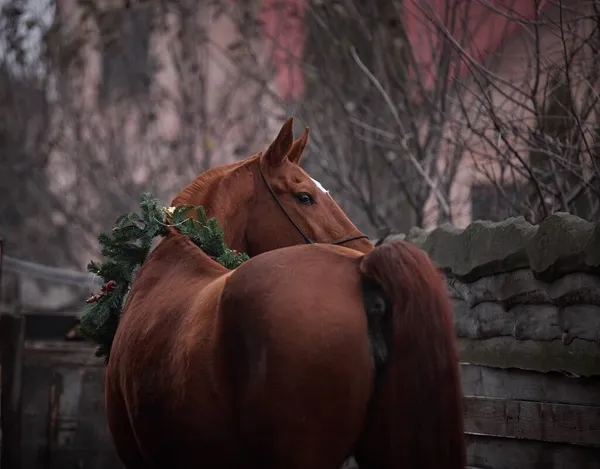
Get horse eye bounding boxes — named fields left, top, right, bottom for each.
left=294, top=192, right=314, bottom=205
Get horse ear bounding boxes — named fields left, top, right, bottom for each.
left=287, top=127, right=309, bottom=165
left=262, top=117, right=295, bottom=167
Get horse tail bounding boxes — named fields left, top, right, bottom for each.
left=356, top=239, right=466, bottom=469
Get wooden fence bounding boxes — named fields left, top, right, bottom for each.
left=462, top=365, right=600, bottom=468
left=7, top=340, right=121, bottom=469
left=4, top=341, right=600, bottom=469
left=0, top=240, right=122, bottom=469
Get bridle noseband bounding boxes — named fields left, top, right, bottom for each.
left=259, top=167, right=370, bottom=247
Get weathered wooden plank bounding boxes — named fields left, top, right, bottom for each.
left=24, top=340, right=97, bottom=354
left=19, top=364, right=120, bottom=469
left=461, top=363, right=600, bottom=406
left=44, top=367, right=86, bottom=469
left=73, top=368, right=123, bottom=469
left=18, top=309, right=84, bottom=317
left=459, top=337, right=600, bottom=377
left=0, top=270, right=21, bottom=317
left=24, top=340, right=103, bottom=368
left=25, top=315, right=80, bottom=340
left=21, top=366, right=55, bottom=469
left=0, top=308, right=82, bottom=317
left=466, top=434, right=600, bottom=469
left=0, top=237, right=3, bottom=464
left=16, top=339, right=118, bottom=469
left=464, top=395, right=600, bottom=447
left=0, top=314, right=26, bottom=469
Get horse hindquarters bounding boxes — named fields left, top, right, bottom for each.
left=105, top=369, right=149, bottom=469
left=218, top=253, right=375, bottom=469
left=355, top=240, right=466, bottom=469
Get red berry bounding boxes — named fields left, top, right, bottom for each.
left=86, top=295, right=99, bottom=304
left=100, top=280, right=117, bottom=293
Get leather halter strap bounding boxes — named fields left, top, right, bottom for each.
left=259, top=166, right=370, bottom=247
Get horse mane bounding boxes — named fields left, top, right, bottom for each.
left=171, top=154, right=260, bottom=207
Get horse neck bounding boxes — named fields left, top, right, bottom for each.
left=171, top=161, right=254, bottom=253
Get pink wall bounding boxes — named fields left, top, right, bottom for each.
left=260, top=0, right=555, bottom=100
left=404, top=0, right=553, bottom=94
left=259, top=0, right=307, bottom=100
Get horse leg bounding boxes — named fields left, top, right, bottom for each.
left=105, top=379, right=151, bottom=469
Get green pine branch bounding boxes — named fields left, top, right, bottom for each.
left=79, top=193, right=249, bottom=363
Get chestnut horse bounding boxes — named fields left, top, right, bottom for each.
left=105, top=118, right=465, bottom=469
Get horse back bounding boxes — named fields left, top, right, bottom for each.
left=217, top=244, right=374, bottom=469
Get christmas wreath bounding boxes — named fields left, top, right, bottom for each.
left=79, top=193, right=249, bottom=362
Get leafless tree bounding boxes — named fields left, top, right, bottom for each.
left=220, top=0, right=600, bottom=233
left=443, top=0, right=600, bottom=223
left=0, top=0, right=73, bottom=265
left=299, top=0, right=467, bottom=233
left=214, top=0, right=473, bottom=235
left=1, top=0, right=285, bottom=268
left=5, top=0, right=598, bottom=272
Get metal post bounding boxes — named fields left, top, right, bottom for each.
left=0, top=241, right=25, bottom=469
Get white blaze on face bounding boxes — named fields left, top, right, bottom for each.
left=310, top=176, right=329, bottom=194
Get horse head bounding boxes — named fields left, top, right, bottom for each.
left=171, top=117, right=373, bottom=257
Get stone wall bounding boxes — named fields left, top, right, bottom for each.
left=385, top=212, right=600, bottom=377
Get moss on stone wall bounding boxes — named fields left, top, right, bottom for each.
left=379, top=213, right=600, bottom=376
left=400, top=213, right=600, bottom=282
